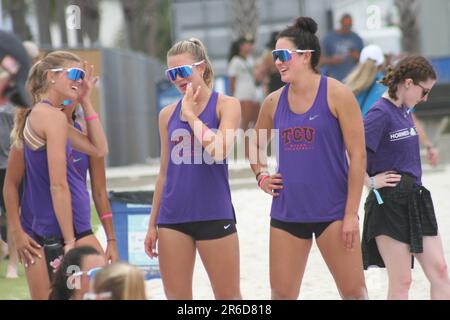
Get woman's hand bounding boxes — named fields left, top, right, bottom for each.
left=369, top=171, right=401, bottom=189
left=259, top=173, right=283, bottom=197
left=342, top=214, right=359, bottom=251
left=13, top=230, right=42, bottom=268
left=64, top=241, right=76, bottom=254
left=77, top=61, right=99, bottom=106
left=181, top=83, right=201, bottom=119
left=144, top=225, right=158, bottom=258
left=105, top=239, right=119, bottom=263
left=427, top=147, right=438, bottom=167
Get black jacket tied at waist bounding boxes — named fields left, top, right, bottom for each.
left=362, top=174, right=438, bottom=269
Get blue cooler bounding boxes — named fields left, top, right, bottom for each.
left=108, top=191, right=160, bottom=280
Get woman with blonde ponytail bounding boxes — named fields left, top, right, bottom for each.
left=144, top=38, right=242, bottom=299
left=3, top=51, right=108, bottom=298
left=90, top=262, right=147, bottom=300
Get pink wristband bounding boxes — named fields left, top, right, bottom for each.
left=100, top=212, right=113, bottom=221
left=201, top=126, right=212, bottom=140
left=258, top=175, right=270, bottom=188
left=85, top=113, right=99, bottom=122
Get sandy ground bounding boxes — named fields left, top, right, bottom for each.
left=99, top=164, right=450, bottom=300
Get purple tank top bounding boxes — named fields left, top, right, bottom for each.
left=20, top=122, right=90, bottom=236
left=24, top=139, right=91, bottom=238
left=271, top=76, right=349, bottom=222
left=72, top=121, right=89, bottom=183
left=20, top=181, right=33, bottom=236
left=158, top=92, right=235, bottom=224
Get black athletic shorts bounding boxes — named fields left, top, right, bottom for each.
left=271, top=218, right=337, bottom=239
left=158, top=219, right=237, bottom=241
left=33, top=229, right=94, bottom=247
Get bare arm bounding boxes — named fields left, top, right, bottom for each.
left=229, top=76, right=236, bottom=97
left=250, top=91, right=277, bottom=175
left=183, top=87, right=241, bottom=161
left=88, top=156, right=118, bottom=262
left=144, top=104, right=174, bottom=258
left=3, top=147, right=42, bottom=265
left=412, top=114, right=438, bottom=166
left=68, top=100, right=108, bottom=158
left=69, top=62, right=108, bottom=157
left=3, top=147, right=25, bottom=236
left=330, top=78, right=366, bottom=250
left=42, top=111, right=75, bottom=249
left=250, top=90, right=283, bottom=197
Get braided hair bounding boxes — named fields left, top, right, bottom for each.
left=380, top=55, right=436, bottom=100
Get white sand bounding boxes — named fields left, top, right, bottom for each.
left=100, top=164, right=450, bottom=300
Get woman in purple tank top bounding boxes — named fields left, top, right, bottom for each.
left=4, top=51, right=108, bottom=298
left=251, top=17, right=368, bottom=299
left=4, top=101, right=117, bottom=299
left=362, top=56, right=450, bottom=299
left=144, top=38, right=242, bottom=299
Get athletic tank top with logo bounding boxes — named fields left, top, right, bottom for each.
left=20, top=121, right=90, bottom=236
left=271, top=76, right=349, bottom=222
left=24, top=134, right=91, bottom=238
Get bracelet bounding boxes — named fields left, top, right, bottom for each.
left=258, top=175, right=270, bottom=188
left=85, top=113, right=99, bottom=122
left=201, top=126, right=212, bottom=140
left=255, top=170, right=269, bottom=182
left=64, top=238, right=76, bottom=245
left=369, top=177, right=376, bottom=189
left=100, top=212, right=113, bottom=221
left=107, top=238, right=116, bottom=242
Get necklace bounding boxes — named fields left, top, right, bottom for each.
left=40, top=99, right=54, bottom=107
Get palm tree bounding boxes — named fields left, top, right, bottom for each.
left=3, top=0, right=32, bottom=40
left=394, top=0, right=421, bottom=53
left=55, top=0, right=68, bottom=46
left=120, top=0, right=157, bottom=55
left=35, top=0, right=52, bottom=46
left=231, top=0, right=259, bottom=39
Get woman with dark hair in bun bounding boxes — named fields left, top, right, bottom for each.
left=250, top=17, right=367, bottom=299
left=362, top=55, right=450, bottom=299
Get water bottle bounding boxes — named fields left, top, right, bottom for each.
left=43, top=237, right=64, bottom=280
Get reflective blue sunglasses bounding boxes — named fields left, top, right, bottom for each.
left=165, top=60, right=204, bottom=81
left=50, top=67, right=86, bottom=81
left=271, top=49, right=315, bottom=62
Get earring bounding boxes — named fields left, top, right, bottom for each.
left=51, top=80, right=56, bottom=84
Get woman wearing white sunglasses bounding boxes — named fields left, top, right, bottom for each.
left=49, top=246, right=105, bottom=300
left=250, top=17, right=367, bottom=299
left=4, top=51, right=108, bottom=298
left=144, top=38, right=242, bottom=299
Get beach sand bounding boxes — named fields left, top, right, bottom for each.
left=99, top=164, right=450, bottom=300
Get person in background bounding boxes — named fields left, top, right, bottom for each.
left=144, top=38, right=241, bottom=300
left=251, top=16, right=367, bottom=300
left=228, top=34, right=260, bottom=158
left=49, top=246, right=105, bottom=300
left=344, top=45, right=439, bottom=167
left=88, top=262, right=147, bottom=300
left=321, top=13, right=364, bottom=81
left=0, top=31, right=32, bottom=277
left=255, top=31, right=284, bottom=97
left=362, top=55, right=450, bottom=299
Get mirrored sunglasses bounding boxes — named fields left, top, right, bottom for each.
left=50, top=67, right=86, bottom=81
left=165, top=60, right=204, bottom=81
left=271, top=49, right=315, bottom=62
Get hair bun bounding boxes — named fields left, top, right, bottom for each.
left=295, top=17, right=318, bottom=34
